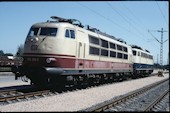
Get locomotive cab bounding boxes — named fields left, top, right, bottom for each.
left=25, top=23, right=58, bottom=54
left=16, top=19, right=78, bottom=85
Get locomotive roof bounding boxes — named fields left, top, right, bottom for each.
left=31, top=20, right=127, bottom=45
left=31, top=16, right=151, bottom=54
left=131, top=45, right=143, bottom=50
left=131, top=45, right=152, bottom=55
left=49, top=16, right=127, bottom=44
left=31, top=22, right=60, bottom=28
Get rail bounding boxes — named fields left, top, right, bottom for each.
left=144, top=89, right=169, bottom=111
left=82, top=78, right=169, bottom=112
left=0, top=90, right=50, bottom=103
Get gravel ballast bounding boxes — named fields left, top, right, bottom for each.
left=0, top=72, right=169, bottom=112
left=0, top=73, right=30, bottom=88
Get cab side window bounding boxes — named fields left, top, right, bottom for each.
left=65, top=29, right=75, bottom=39
left=70, top=30, right=75, bottom=39
left=65, top=29, right=70, bottom=37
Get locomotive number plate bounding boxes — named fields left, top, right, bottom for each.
left=31, top=45, right=38, bottom=50
left=26, top=57, right=39, bottom=62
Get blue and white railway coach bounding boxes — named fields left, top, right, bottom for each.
left=16, top=16, right=134, bottom=85
left=131, top=45, right=154, bottom=75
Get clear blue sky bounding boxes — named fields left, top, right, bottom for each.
left=0, top=1, right=169, bottom=65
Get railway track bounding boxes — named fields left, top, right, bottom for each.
left=0, top=89, right=51, bottom=105
left=144, top=89, right=169, bottom=111
left=0, top=72, right=168, bottom=106
left=82, top=78, right=169, bottom=112
left=0, top=84, right=54, bottom=105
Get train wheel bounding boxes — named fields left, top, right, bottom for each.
left=30, top=77, right=48, bottom=87
left=50, top=76, right=66, bottom=92
left=71, top=77, right=78, bottom=90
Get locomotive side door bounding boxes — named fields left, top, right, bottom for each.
left=76, top=30, right=86, bottom=68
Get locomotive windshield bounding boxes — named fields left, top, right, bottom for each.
left=40, top=28, right=58, bottom=36
left=27, top=27, right=58, bottom=37
left=28, top=27, right=39, bottom=37
left=132, top=50, right=136, bottom=56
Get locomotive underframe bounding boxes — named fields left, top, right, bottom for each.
left=13, top=65, right=153, bottom=88
left=13, top=66, right=134, bottom=86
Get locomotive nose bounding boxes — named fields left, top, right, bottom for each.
left=25, top=37, right=39, bottom=44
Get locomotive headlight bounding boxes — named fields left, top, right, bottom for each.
left=46, top=58, right=56, bottom=63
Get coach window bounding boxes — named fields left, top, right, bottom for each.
left=89, top=46, right=100, bottom=55
left=89, top=35, right=99, bottom=45
left=144, top=53, right=146, bottom=58
left=117, top=45, right=122, bottom=51
left=132, top=50, right=136, bottom=56
left=149, top=55, right=151, bottom=59
left=110, top=51, right=116, bottom=58
left=101, top=39, right=108, bottom=48
left=101, top=49, right=108, bottom=56
left=145, top=53, right=147, bottom=58
left=110, top=42, right=116, bottom=49
left=147, top=54, right=149, bottom=58
left=117, top=52, right=123, bottom=59
left=123, top=47, right=128, bottom=52
left=124, top=54, right=128, bottom=59
left=150, top=55, right=153, bottom=59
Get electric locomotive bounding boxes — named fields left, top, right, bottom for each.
left=13, top=16, right=153, bottom=87
left=131, top=45, right=154, bottom=76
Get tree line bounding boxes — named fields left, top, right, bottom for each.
left=0, top=44, right=24, bottom=57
